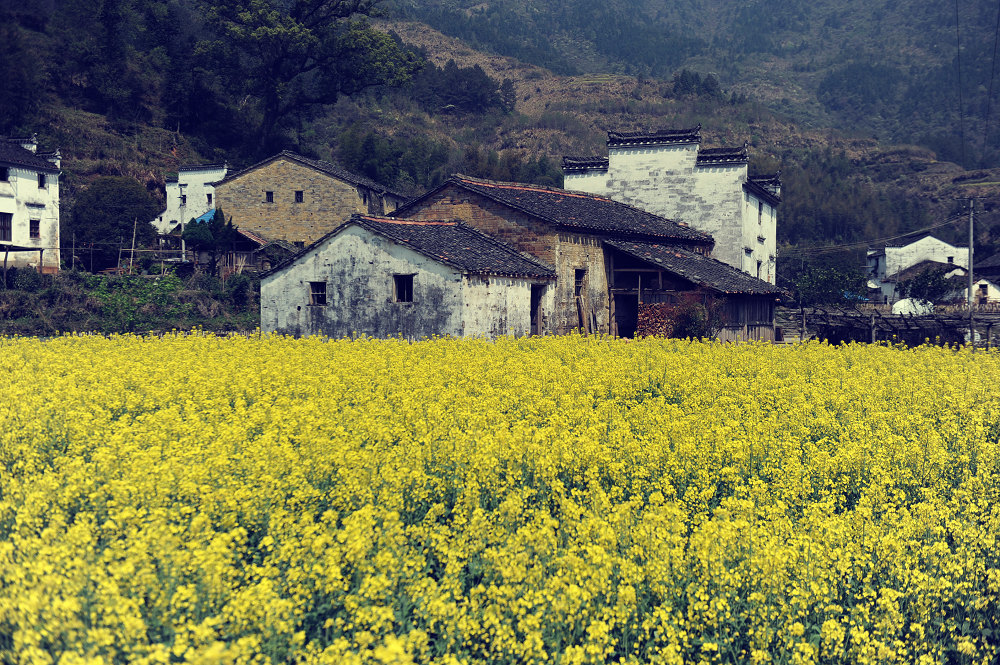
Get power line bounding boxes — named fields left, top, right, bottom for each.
left=983, top=0, right=1000, bottom=166
left=780, top=213, right=969, bottom=258
left=955, top=0, right=968, bottom=168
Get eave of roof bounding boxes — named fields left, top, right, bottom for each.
left=696, top=142, right=749, bottom=166
left=562, top=156, right=609, bottom=173
left=742, top=178, right=781, bottom=206
left=214, top=151, right=407, bottom=198
left=396, top=175, right=714, bottom=245
left=264, top=214, right=556, bottom=279
left=0, top=140, right=60, bottom=173
left=607, top=125, right=702, bottom=148
left=605, top=239, right=784, bottom=296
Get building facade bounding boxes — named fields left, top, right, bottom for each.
left=0, top=135, right=61, bottom=273
left=261, top=215, right=555, bottom=339
left=563, top=126, right=781, bottom=284
left=153, top=163, right=228, bottom=235
left=215, top=152, right=408, bottom=246
left=868, top=233, right=968, bottom=303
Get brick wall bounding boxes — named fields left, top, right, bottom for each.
left=215, top=158, right=371, bottom=244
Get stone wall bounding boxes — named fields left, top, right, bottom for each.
left=216, top=158, right=370, bottom=245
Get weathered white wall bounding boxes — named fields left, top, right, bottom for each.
left=262, top=225, right=548, bottom=339
left=462, top=275, right=551, bottom=337
left=868, top=236, right=969, bottom=302
left=0, top=163, right=60, bottom=272
left=741, top=190, right=777, bottom=282
left=882, top=236, right=968, bottom=278
left=565, top=142, right=777, bottom=283
left=563, top=170, right=609, bottom=194
left=153, top=165, right=227, bottom=234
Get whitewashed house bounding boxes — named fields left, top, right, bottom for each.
left=0, top=135, right=61, bottom=273
left=563, top=125, right=780, bottom=284
left=261, top=214, right=556, bottom=339
left=152, top=163, right=228, bottom=235
left=867, top=233, right=968, bottom=303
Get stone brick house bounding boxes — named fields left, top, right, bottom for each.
left=214, top=151, right=408, bottom=246
left=563, top=125, right=781, bottom=284
left=0, top=135, right=61, bottom=273
left=394, top=174, right=717, bottom=336
left=261, top=214, right=555, bottom=339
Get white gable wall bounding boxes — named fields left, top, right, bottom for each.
left=883, top=236, right=967, bottom=278
left=564, top=141, right=777, bottom=284
left=261, top=225, right=548, bottom=339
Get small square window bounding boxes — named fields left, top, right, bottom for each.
left=38, top=173, right=46, bottom=189
left=29, top=219, right=40, bottom=239
left=294, top=190, right=304, bottom=203
left=265, top=191, right=274, bottom=203
left=309, top=281, right=327, bottom=306
left=947, top=256, right=954, bottom=263
left=394, top=274, right=414, bottom=302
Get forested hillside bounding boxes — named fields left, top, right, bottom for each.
left=394, top=0, right=1000, bottom=169
left=5, top=0, right=1000, bottom=279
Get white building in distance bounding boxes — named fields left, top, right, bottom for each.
left=152, top=163, right=228, bottom=234
left=867, top=233, right=968, bottom=303
left=563, top=125, right=780, bottom=284
left=0, top=135, right=61, bottom=273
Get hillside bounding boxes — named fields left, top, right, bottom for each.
left=7, top=0, right=1000, bottom=275
left=393, top=0, right=1000, bottom=168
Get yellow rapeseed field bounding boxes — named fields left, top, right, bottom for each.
left=0, top=334, right=998, bottom=665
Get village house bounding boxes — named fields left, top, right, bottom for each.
left=0, top=135, right=61, bottom=273
left=213, top=151, right=408, bottom=247
left=563, top=126, right=781, bottom=284
left=867, top=233, right=968, bottom=303
left=152, top=163, right=228, bottom=235
left=261, top=214, right=555, bottom=339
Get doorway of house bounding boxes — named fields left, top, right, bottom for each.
left=530, top=284, right=545, bottom=335
left=614, top=294, right=638, bottom=338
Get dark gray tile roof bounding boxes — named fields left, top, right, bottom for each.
left=562, top=156, right=609, bottom=173
left=607, top=125, right=702, bottom=148
left=0, top=140, right=60, bottom=173
left=353, top=215, right=555, bottom=278
left=411, top=175, right=713, bottom=246
left=267, top=214, right=556, bottom=279
left=179, top=162, right=227, bottom=172
left=696, top=142, right=749, bottom=165
left=606, top=239, right=783, bottom=295
left=216, top=151, right=407, bottom=198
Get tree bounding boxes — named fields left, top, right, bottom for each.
left=182, top=209, right=239, bottom=276
left=67, top=177, right=160, bottom=272
left=197, top=0, right=420, bottom=154
left=898, top=267, right=954, bottom=303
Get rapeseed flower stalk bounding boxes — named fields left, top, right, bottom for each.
left=0, top=334, right=997, bottom=663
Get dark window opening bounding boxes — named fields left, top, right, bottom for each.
left=294, top=190, right=304, bottom=203
left=758, top=200, right=763, bottom=224
left=206, top=193, right=212, bottom=205
left=37, top=173, right=46, bottom=189
left=757, top=260, right=762, bottom=279
left=0, top=167, right=8, bottom=181
left=0, top=213, right=11, bottom=242
left=29, top=219, right=40, bottom=239
left=309, top=281, right=327, bottom=306
left=179, top=194, right=186, bottom=206
left=394, top=274, right=414, bottom=302
left=574, top=268, right=586, bottom=297
left=947, top=256, right=954, bottom=263
left=265, top=191, right=274, bottom=203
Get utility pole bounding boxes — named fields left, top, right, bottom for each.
left=969, top=199, right=974, bottom=347
left=129, top=217, right=138, bottom=273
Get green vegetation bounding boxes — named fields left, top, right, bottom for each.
left=0, top=269, right=260, bottom=336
